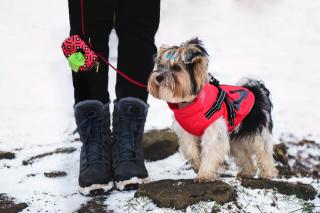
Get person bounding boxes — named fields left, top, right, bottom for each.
left=67, top=0, right=160, bottom=194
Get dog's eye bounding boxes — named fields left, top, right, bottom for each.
left=171, top=64, right=181, bottom=71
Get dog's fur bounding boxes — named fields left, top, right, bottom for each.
left=148, top=38, right=278, bottom=182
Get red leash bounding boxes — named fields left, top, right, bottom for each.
left=80, top=0, right=85, bottom=35
left=96, top=52, right=147, bottom=88
left=79, top=0, right=147, bottom=89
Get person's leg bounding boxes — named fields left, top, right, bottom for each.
left=68, top=0, right=115, bottom=195
left=112, top=0, right=160, bottom=190
left=68, top=0, right=115, bottom=104
left=115, top=0, right=160, bottom=102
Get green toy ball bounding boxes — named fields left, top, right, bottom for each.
left=68, top=52, right=85, bottom=72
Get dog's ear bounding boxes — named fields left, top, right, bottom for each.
left=182, top=38, right=209, bottom=94
left=182, top=38, right=209, bottom=64
left=192, top=57, right=208, bottom=94
left=183, top=49, right=204, bottom=64
left=185, top=37, right=201, bottom=46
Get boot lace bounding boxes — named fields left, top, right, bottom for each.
left=74, top=111, right=108, bottom=165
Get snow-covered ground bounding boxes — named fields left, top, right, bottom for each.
left=0, top=0, right=320, bottom=212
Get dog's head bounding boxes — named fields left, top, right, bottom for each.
left=148, top=38, right=209, bottom=103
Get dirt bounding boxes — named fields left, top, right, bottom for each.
left=273, top=140, right=320, bottom=179
left=0, top=193, right=28, bottom=213
left=76, top=196, right=113, bottom=213
left=22, top=147, right=77, bottom=166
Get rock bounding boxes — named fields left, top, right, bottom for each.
left=273, top=143, right=288, bottom=165
left=135, top=179, right=235, bottom=210
left=143, top=129, right=179, bottom=161
left=76, top=196, right=112, bottom=213
left=276, top=165, right=294, bottom=178
left=0, top=151, right=15, bottom=160
left=277, top=139, right=320, bottom=178
left=291, top=161, right=320, bottom=179
left=0, top=193, right=28, bottom=213
left=44, top=171, right=67, bottom=178
left=241, top=178, right=317, bottom=200
left=22, top=147, right=77, bottom=166
left=296, top=139, right=317, bottom=146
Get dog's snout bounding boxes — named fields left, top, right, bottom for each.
left=156, top=75, right=164, bottom=83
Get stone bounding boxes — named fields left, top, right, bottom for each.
left=0, top=193, right=28, bottom=213
left=273, top=143, right=288, bottom=165
left=143, top=129, right=179, bottom=161
left=135, top=179, right=235, bottom=210
left=241, top=178, right=317, bottom=200
left=44, top=171, right=67, bottom=178
left=276, top=165, right=294, bottom=178
left=0, top=151, right=15, bottom=160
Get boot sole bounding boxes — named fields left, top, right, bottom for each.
left=115, top=177, right=150, bottom=191
left=79, top=182, right=114, bottom=196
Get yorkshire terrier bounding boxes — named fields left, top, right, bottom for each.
left=148, top=38, right=278, bottom=182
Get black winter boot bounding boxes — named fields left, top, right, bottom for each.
left=74, top=100, right=113, bottom=195
left=112, top=97, right=149, bottom=190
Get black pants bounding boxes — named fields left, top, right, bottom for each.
left=68, top=0, right=160, bottom=104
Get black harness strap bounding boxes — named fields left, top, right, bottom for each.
left=205, top=74, right=236, bottom=127
left=224, top=97, right=236, bottom=126
left=204, top=87, right=226, bottom=119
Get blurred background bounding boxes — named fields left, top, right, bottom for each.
left=1, top=0, right=320, bottom=149
left=0, top=0, right=319, bottom=212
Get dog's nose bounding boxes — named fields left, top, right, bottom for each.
left=156, top=75, right=164, bottom=83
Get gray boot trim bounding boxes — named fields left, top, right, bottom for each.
left=74, top=100, right=110, bottom=110
left=116, top=97, right=149, bottom=109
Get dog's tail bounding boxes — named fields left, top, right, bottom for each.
left=234, top=78, right=273, bottom=137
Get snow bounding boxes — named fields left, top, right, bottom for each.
left=0, top=0, right=320, bottom=212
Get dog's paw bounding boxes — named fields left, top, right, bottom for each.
left=191, top=159, right=200, bottom=173
left=259, top=167, right=278, bottom=179
left=237, top=168, right=257, bottom=179
left=194, top=174, right=218, bottom=183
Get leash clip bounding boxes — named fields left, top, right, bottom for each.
left=95, top=62, right=100, bottom=72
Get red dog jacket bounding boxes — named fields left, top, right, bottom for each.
left=168, top=83, right=255, bottom=136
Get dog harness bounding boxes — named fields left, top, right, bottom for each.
left=168, top=80, right=255, bottom=137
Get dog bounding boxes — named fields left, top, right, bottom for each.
left=147, top=38, right=278, bottom=182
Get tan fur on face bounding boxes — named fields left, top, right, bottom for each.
left=148, top=68, right=195, bottom=103
left=148, top=39, right=209, bottom=103
left=147, top=73, right=160, bottom=98
left=193, top=57, right=207, bottom=93
left=179, top=43, right=208, bottom=93
left=172, top=68, right=194, bottom=100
